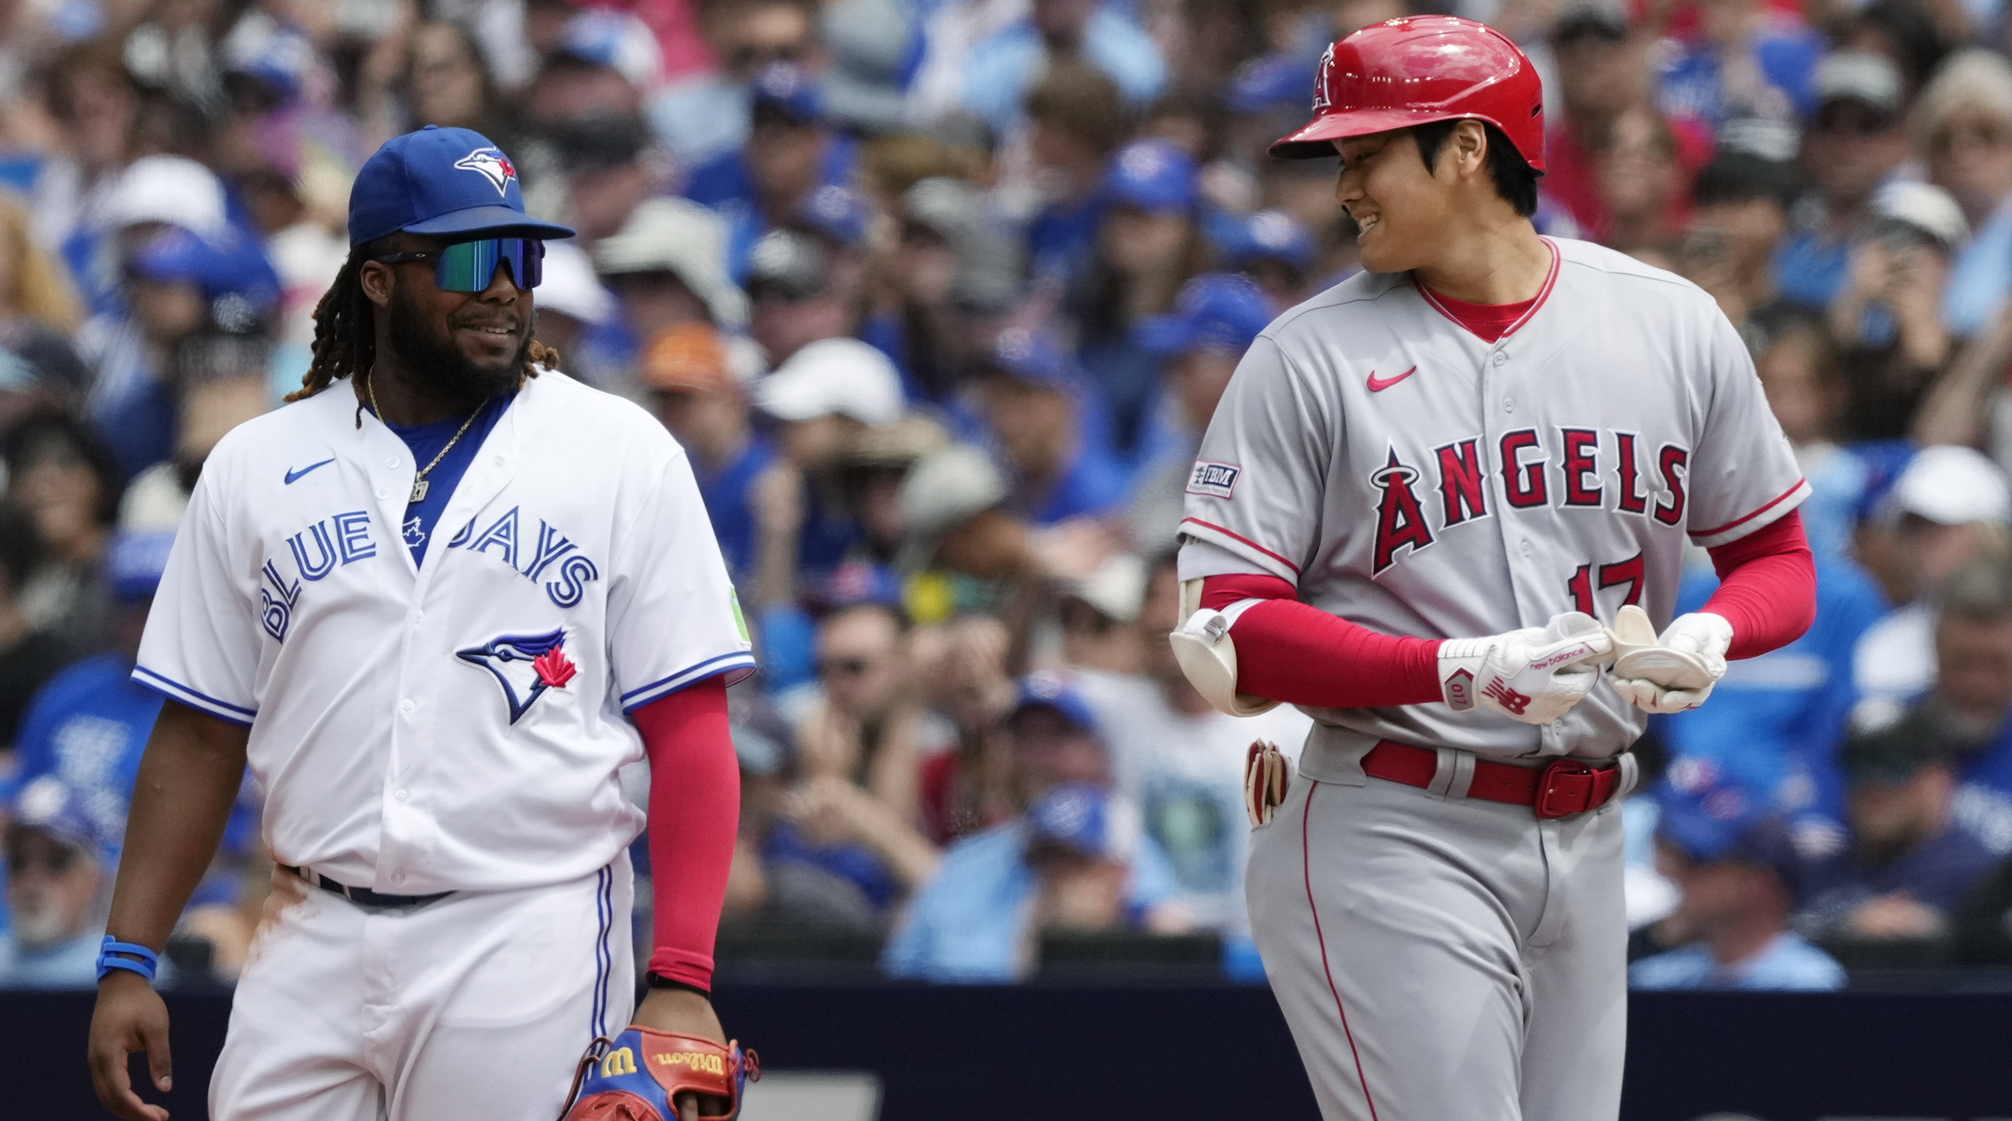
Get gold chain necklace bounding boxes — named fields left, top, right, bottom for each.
left=365, top=372, right=483, bottom=503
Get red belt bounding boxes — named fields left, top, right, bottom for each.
left=1362, top=740, right=1621, bottom=819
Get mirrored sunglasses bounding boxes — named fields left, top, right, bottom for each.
left=373, top=237, right=545, bottom=292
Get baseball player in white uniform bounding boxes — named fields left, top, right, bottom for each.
left=1168, top=18, right=1820, bottom=1121
left=87, top=127, right=756, bottom=1121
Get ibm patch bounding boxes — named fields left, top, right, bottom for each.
left=1186, top=461, right=1241, bottom=499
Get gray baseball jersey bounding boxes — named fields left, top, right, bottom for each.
left=1178, top=238, right=1807, bottom=1121
left=1177, top=237, right=1807, bottom=768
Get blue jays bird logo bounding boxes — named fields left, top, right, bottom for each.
left=457, top=629, right=578, bottom=723
left=453, top=147, right=517, bottom=197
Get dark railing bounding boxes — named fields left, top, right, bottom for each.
left=5, top=981, right=2012, bottom=1120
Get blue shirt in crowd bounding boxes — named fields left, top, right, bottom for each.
left=1657, top=19, right=1824, bottom=129
left=1796, top=823, right=2002, bottom=932
left=961, top=8, right=1166, bottom=135
left=1775, top=219, right=1853, bottom=312
left=0, top=928, right=103, bottom=989
left=689, top=435, right=776, bottom=585
left=1660, top=557, right=1887, bottom=823
left=1955, top=720, right=2012, bottom=856
left=15, top=653, right=258, bottom=907
left=1629, top=933, right=1846, bottom=991
left=1944, top=196, right=2012, bottom=338
left=1015, top=441, right=1132, bottom=526
left=882, top=818, right=1178, bottom=982
left=682, top=136, right=860, bottom=281
left=13, top=654, right=164, bottom=864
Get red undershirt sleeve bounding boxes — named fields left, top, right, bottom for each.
left=1201, top=573, right=1444, bottom=708
left=631, top=674, right=738, bottom=992
left=1701, top=510, right=1818, bottom=660
left=1197, top=513, right=1813, bottom=707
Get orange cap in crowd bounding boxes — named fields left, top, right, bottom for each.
left=642, top=323, right=733, bottom=392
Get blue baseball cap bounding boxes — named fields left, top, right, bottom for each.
left=1025, top=782, right=1137, bottom=862
left=1227, top=52, right=1310, bottom=115
left=750, top=63, right=823, bottom=125
left=797, top=183, right=873, bottom=247
left=982, top=327, right=1081, bottom=390
left=347, top=125, right=574, bottom=246
left=8, top=774, right=109, bottom=855
left=1008, top=672, right=1102, bottom=738
left=1653, top=772, right=1802, bottom=890
left=1136, top=273, right=1272, bottom=356
left=131, top=225, right=282, bottom=313
left=108, top=529, right=175, bottom=602
left=1104, top=139, right=1199, bottom=214
left=808, top=561, right=906, bottom=615
left=1215, top=208, right=1316, bottom=271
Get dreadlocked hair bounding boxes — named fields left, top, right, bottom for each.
left=285, top=243, right=561, bottom=409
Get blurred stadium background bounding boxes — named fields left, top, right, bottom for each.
left=5, top=0, right=2012, bottom=1116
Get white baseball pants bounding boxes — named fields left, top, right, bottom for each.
left=209, top=856, right=634, bottom=1121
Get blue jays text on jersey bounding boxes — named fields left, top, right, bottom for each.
left=258, top=505, right=604, bottom=643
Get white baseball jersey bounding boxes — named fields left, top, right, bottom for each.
left=135, top=370, right=755, bottom=895
left=1177, top=237, right=1807, bottom=762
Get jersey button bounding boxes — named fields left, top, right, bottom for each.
left=386, top=457, right=399, bottom=469
left=399, top=699, right=416, bottom=715
left=1493, top=351, right=1507, bottom=366
left=391, top=873, right=407, bottom=884
left=1503, top=396, right=1515, bottom=412
left=1521, top=540, right=1534, bottom=558
left=395, top=789, right=409, bottom=802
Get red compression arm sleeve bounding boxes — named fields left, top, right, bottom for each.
left=632, top=675, right=738, bottom=991
left=1201, top=574, right=1443, bottom=708
left=1701, top=510, right=1817, bottom=660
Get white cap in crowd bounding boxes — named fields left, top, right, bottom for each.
left=899, top=444, right=1007, bottom=540
left=107, top=155, right=228, bottom=237
left=1061, top=552, right=1149, bottom=623
left=1871, top=182, right=1969, bottom=250
left=593, top=198, right=749, bottom=329
left=534, top=242, right=617, bottom=325
left=1881, top=444, right=2012, bottom=526
left=755, top=337, right=904, bottom=425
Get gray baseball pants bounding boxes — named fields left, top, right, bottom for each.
left=1247, top=743, right=1628, bottom=1121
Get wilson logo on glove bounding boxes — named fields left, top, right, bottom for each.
left=560, top=1027, right=758, bottom=1121
left=1482, top=680, right=1531, bottom=715
left=656, top=1051, right=727, bottom=1076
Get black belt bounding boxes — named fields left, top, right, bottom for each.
left=280, top=864, right=453, bottom=909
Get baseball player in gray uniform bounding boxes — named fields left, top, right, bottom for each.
left=1167, top=17, right=1820, bottom=1121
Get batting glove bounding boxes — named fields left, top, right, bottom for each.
left=1438, top=612, right=1614, bottom=725
left=1607, top=605, right=1732, bottom=714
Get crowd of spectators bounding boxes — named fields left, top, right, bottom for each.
left=8, top=0, right=2012, bottom=993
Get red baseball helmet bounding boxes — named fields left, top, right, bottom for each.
left=1270, top=15, right=1545, bottom=172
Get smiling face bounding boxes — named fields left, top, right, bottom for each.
left=1332, top=128, right=1459, bottom=274
left=363, top=232, right=535, bottom=403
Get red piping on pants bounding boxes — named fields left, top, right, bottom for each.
left=1304, top=780, right=1381, bottom=1121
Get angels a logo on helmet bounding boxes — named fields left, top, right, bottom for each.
left=453, top=147, right=517, bottom=196
left=1311, top=43, right=1336, bottom=111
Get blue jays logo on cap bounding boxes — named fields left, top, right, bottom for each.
left=348, top=125, right=572, bottom=246
left=457, top=629, right=580, bottom=723
left=453, top=147, right=518, bottom=197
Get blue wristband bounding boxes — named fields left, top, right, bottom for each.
left=97, top=936, right=159, bottom=983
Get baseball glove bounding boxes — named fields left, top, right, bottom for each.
left=1607, top=604, right=1730, bottom=713
left=558, top=1027, right=759, bottom=1121
left=1244, top=739, right=1290, bottom=827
